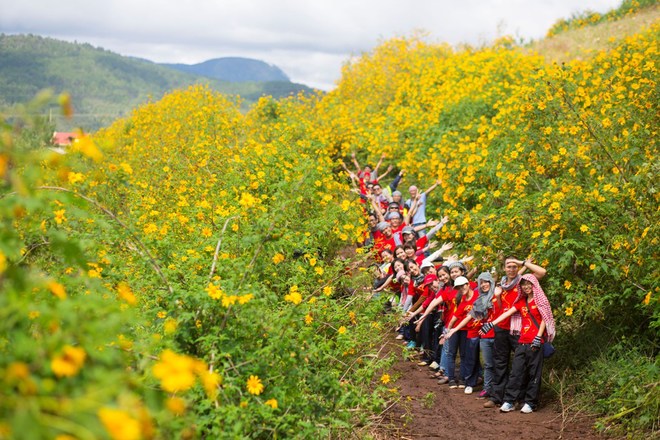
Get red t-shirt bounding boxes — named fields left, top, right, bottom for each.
left=441, top=287, right=458, bottom=327
left=374, top=235, right=396, bottom=261
left=421, top=285, right=443, bottom=310
left=513, top=297, right=545, bottom=344
left=494, top=284, right=520, bottom=330
left=453, top=292, right=479, bottom=337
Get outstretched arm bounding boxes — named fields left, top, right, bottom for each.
left=373, top=153, right=386, bottom=174
left=446, top=315, right=474, bottom=338
left=423, top=179, right=442, bottom=195
left=370, top=197, right=386, bottom=222
left=389, top=169, right=404, bottom=192
left=350, top=152, right=361, bottom=173
left=378, top=164, right=394, bottom=182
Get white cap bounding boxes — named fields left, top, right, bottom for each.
left=420, top=260, right=434, bottom=270
left=454, top=276, right=469, bottom=287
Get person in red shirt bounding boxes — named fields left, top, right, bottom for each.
left=479, top=274, right=556, bottom=413
left=445, top=272, right=496, bottom=395
left=413, top=266, right=452, bottom=370
left=373, top=222, right=397, bottom=261
left=483, top=256, right=546, bottom=409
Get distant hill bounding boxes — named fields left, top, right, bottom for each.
left=0, top=34, right=314, bottom=131
left=162, top=57, right=290, bottom=82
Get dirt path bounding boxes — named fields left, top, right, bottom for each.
left=373, top=335, right=603, bottom=440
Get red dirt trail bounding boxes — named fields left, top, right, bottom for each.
left=373, top=335, right=604, bottom=440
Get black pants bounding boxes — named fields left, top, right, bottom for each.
left=489, top=326, right=519, bottom=404
left=419, top=313, right=435, bottom=359
left=503, top=344, right=544, bottom=407
left=431, top=312, right=444, bottom=364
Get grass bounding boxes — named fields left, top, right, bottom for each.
left=525, top=4, right=660, bottom=63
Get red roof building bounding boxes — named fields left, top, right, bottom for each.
left=52, top=132, right=78, bottom=146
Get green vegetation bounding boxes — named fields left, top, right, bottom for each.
left=0, top=34, right=314, bottom=131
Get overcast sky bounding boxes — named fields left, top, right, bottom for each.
left=1, top=0, right=622, bottom=90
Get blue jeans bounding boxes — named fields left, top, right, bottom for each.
left=444, top=330, right=466, bottom=381
left=480, top=338, right=495, bottom=393
left=460, top=337, right=481, bottom=386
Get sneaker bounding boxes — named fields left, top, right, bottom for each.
left=464, top=386, right=473, bottom=394
left=458, top=381, right=465, bottom=389
left=483, top=400, right=498, bottom=408
left=395, top=334, right=404, bottom=340
left=437, top=377, right=449, bottom=385
left=428, top=361, right=439, bottom=370
left=448, top=380, right=459, bottom=389
left=520, top=403, right=533, bottom=414
left=500, top=402, right=515, bottom=413
left=478, top=389, right=489, bottom=399
left=417, top=360, right=429, bottom=366
left=406, top=341, right=416, bottom=349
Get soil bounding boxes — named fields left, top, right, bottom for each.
left=373, top=334, right=604, bottom=440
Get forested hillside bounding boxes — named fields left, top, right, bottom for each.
left=0, top=35, right=313, bottom=130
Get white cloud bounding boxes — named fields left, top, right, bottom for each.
left=0, top=0, right=623, bottom=90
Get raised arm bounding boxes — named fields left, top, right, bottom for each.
left=350, top=152, right=361, bottom=173
left=370, top=196, right=386, bottom=223
left=423, top=179, right=442, bottom=195
left=513, top=257, right=547, bottom=280
left=372, top=153, right=386, bottom=174
left=377, top=164, right=394, bottom=182
left=389, top=169, right=404, bottom=192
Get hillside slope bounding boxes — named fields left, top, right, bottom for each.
left=526, top=3, right=660, bottom=62
left=0, top=35, right=314, bottom=131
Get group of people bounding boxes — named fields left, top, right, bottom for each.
left=344, top=154, right=557, bottom=414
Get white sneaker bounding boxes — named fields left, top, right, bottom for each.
left=500, top=402, right=515, bottom=413
left=464, top=386, right=473, bottom=394
left=395, top=334, right=404, bottom=340
left=520, top=403, right=533, bottom=414
left=428, top=361, right=439, bottom=370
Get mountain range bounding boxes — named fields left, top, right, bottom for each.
left=0, top=34, right=314, bottom=131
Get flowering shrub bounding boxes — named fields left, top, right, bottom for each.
left=0, top=88, right=389, bottom=438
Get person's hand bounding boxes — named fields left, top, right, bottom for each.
left=494, top=286, right=503, bottom=296
left=399, top=169, right=405, bottom=176
left=426, top=219, right=439, bottom=227
left=479, top=322, right=494, bottom=335
left=440, top=215, right=449, bottom=224
left=386, top=164, right=393, bottom=171
left=445, top=328, right=456, bottom=339
left=440, top=242, right=454, bottom=252
left=351, top=152, right=356, bottom=158
left=428, top=241, right=438, bottom=250
left=462, top=255, right=475, bottom=263
left=531, top=336, right=542, bottom=350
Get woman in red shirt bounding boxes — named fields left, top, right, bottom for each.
left=480, top=274, right=556, bottom=413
